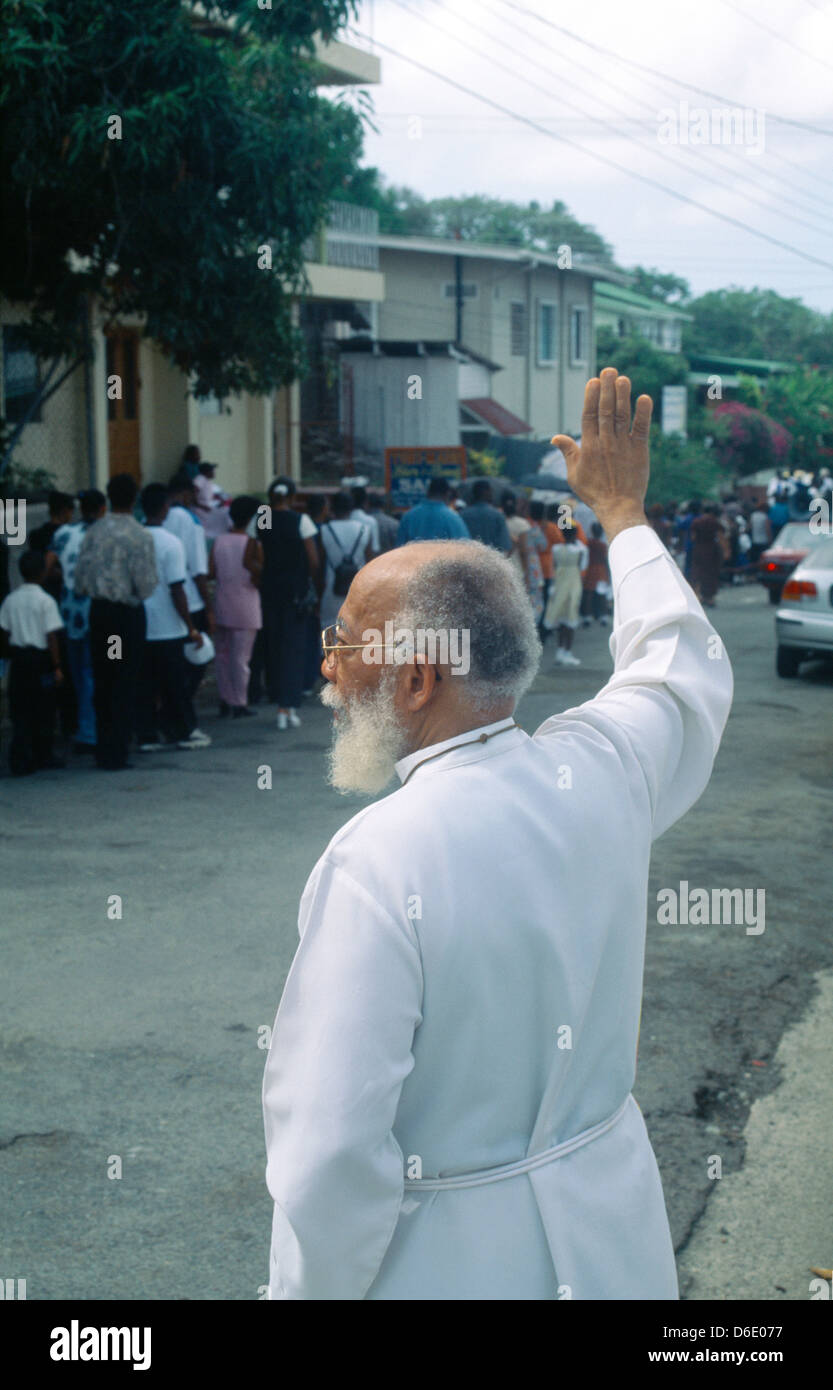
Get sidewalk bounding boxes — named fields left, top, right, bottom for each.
left=678, top=969, right=833, bottom=1301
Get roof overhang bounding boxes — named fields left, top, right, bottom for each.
left=377, top=234, right=626, bottom=283
left=460, top=397, right=533, bottom=436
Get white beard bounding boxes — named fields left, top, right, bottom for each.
left=320, top=677, right=410, bottom=795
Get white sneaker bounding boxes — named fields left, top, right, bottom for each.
left=138, top=741, right=164, bottom=752
left=276, top=712, right=288, bottom=730
left=563, top=652, right=581, bottom=667
left=288, top=709, right=301, bottom=728
left=553, top=648, right=567, bottom=665
left=178, top=729, right=212, bottom=748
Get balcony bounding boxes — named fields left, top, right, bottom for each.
left=304, top=202, right=379, bottom=271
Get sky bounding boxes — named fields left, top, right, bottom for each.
left=344, top=0, right=833, bottom=312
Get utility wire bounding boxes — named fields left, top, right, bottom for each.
left=497, top=0, right=833, bottom=136
left=480, top=0, right=833, bottom=212
left=354, top=28, right=833, bottom=271
left=387, top=0, right=833, bottom=237
left=718, top=0, right=833, bottom=76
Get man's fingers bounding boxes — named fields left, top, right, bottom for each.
left=631, top=394, right=653, bottom=439
left=551, top=434, right=580, bottom=470
left=614, top=375, right=631, bottom=436
left=598, top=366, right=617, bottom=435
left=581, top=377, right=601, bottom=440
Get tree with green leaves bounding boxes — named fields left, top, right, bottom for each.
left=1, top=0, right=367, bottom=471
left=760, top=367, right=833, bottom=473
left=628, top=266, right=691, bottom=306
left=347, top=171, right=615, bottom=262
left=595, top=329, right=688, bottom=412
left=644, top=428, right=724, bottom=507
left=684, top=287, right=833, bottom=365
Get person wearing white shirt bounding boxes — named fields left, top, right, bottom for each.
left=165, top=472, right=214, bottom=741
left=350, top=486, right=379, bottom=559
left=320, top=491, right=370, bottom=629
left=543, top=523, right=589, bottom=667
left=261, top=369, right=734, bottom=1300
left=0, top=549, right=65, bottom=775
left=138, top=484, right=209, bottom=752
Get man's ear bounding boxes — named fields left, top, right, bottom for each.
left=405, top=654, right=441, bottom=711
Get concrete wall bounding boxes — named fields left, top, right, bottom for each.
left=377, top=250, right=597, bottom=442
left=1, top=304, right=89, bottom=492
left=1, top=303, right=273, bottom=497
left=341, top=353, right=460, bottom=453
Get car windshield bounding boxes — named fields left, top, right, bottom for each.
left=771, top=523, right=823, bottom=550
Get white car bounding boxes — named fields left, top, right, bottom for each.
left=774, top=535, right=833, bottom=677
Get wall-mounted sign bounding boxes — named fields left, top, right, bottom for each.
left=385, top=446, right=467, bottom=510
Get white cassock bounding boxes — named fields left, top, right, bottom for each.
left=262, top=525, right=734, bottom=1300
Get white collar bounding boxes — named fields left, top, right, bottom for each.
left=395, top=717, right=523, bottom=787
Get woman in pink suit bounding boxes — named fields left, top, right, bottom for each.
left=208, top=495, right=263, bottom=717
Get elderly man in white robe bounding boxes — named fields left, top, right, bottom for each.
left=262, top=368, right=734, bottom=1301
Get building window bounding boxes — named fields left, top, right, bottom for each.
left=442, top=282, right=479, bottom=299
left=198, top=392, right=223, bottom=415
left=537, top=301, right=558, bottom=365
left=2, top=326, right=42, bottom=423
left=569, top=307, right=588, bottom=366
left=661, top=321, right=682, bottom=352
left=510, top=301, right=526, bottom=356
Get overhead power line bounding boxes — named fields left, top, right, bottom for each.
left=354, top=29, right=833, bottom=272
left=497, top=0, right=833, bottom=136
left=386, top=0, right=833, bottom=237
left=718, top=0, right=833, bottom=76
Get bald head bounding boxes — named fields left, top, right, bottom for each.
left=339, top=538, right=541, bottom=715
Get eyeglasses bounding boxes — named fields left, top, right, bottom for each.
left=320, top=625, right=441, bottom=679
left=321, top=625, right=381, bottom=669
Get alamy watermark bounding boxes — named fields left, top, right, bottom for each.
left=0, top=499, right=26, bottom=544
left=656, top=881, right=765, bottom=935
left=361, top=622, right=470, bottom=676
left=657, top=101, right=766, bottom=155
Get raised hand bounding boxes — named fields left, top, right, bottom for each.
left=551, top=367, right=652, bottom=542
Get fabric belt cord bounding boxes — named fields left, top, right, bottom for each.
left=405, top=1098, right=630, bottom=1191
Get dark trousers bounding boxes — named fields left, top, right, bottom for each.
left=137, top=638, right=192, bottom=744
left=55, top=629, right=78, bottom=738
left=580, top=588, right=606, bottom=620
left=7, top=646, right=56, bottom=775
left=261, top=596, right=306, bottom=708
left=89, top=599, right=146, bottom=769
left=183, top=607, right=209, bottom=731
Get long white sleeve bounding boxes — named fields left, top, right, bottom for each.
left=535, top=524, right=733, bottom=839
left=262, top=859, right=424, bottom=1300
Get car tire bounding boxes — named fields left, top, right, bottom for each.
left=768, top=587, right=781, bottom=605
left=776, top=645, right=802, bottom=678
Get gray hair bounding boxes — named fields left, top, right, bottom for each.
left=394, top=540, right=542, bottom=710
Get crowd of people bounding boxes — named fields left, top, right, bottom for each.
left=644, top=466, right=833, bottom=608
left=2, top=454, right=829, bottom=777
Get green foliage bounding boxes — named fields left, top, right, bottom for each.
left=347, top=171, right=615, bottom=261
left=735, top=373, right=764, bottom=409
left=645, top=427, right=723, bottom=507
left=466, top=447, right=503, bottom=477
left=0, top=447, right=57, bottom=499
left=710, top=401, right=792, bottom=477
left=595, top=330, right=688, bottom=413
left=0, top=0, right=365, bottom=409
left=760, top=367, right=833, bottom=472
left=684, top=287, right=833, bottom=365
left=628, top=266, right=691, bottom=305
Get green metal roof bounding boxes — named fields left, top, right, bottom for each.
left=687, top=352, right=793, bottom=373
left=594, top=282, right=693, bottom=320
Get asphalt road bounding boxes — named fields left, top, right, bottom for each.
left=1, top=577, right=831, bottom=1301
